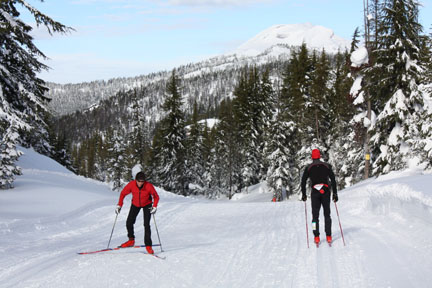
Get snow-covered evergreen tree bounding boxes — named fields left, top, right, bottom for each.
left=129, top=88, right=149, bottom=166
left=258, top=68, right=276, bottom=181
left=266, top=116, right=296, bottom=200
left=184, top=102, right=206, bottom=194
left=233, top=67, right=260, bottom=188
left=325, top=50, right=357, bottom=189
left=309, top=49, right=331, bottom=140
left=370, top=0, right=430, bottom=173
left=155, top=70, right=187, bottom=194
left=0, top=121, right=22, bottom=189
left=207, top=98, right=240, bottom=199
left=0, top=0, right=71, bottom=188
left=344, top=46, right=372, bottom=183
left=107, top=130, right=127, bottom=191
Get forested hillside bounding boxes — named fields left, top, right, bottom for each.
left=47, top=1, right=432, bottom=199
left=3, top=1, right=431, bottom=199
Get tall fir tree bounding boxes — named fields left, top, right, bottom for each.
left=258, top=68, right=276, bottom=181
left=0, top=121, right=22, bottom=188
left=154, top=70, right=187, bottom=194
left=328, top=51, right=359, bottom=188
left=107, top=130, right=127, bottom=191
left=125, top=88, right=149, bottom=178
left=210, top=98, right=241, bottom=198
left=185, top=101, right=206, bottom=194
left=370, top=0, right=430, bottom=173
left=309, top=49, right=331, bottom=141
left=281, top=43, right=312, bottom=127
left=266, top=114, right=297, bottom=200
left=0, top=1, right=71, bottom=188
left=233, top=67, right=259, bottom=188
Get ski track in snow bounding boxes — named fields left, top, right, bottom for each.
left=1, top=148, right=432, bottom=287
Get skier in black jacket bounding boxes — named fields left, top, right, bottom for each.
left=301, top=149, right=338, bottom=245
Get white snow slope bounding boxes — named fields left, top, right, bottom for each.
left=1, top=148, right=432, bottom=288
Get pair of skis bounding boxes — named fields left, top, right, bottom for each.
left=78, top=245, right=165, bottom=260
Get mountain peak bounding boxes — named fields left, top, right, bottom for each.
left=231, top=23, right=350, bottom=57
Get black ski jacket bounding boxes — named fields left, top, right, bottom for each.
left=301, top=159, right=337, bottom=196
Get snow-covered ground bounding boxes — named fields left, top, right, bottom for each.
left=1, top=148, right=432, bottom=288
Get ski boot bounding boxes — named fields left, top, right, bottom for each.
left=120, top=238, right=135, bottom=248
left=146, top=246, right=154, bottom=254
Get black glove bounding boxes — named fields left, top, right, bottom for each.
left=333, top=193, right=338, bottom=202
left=301, top=194, right=307, bottom=201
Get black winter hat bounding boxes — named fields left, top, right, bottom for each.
left=135, top=172, right=146, bottom=181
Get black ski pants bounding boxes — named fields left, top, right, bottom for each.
left=311, top=190, right=331, bottom=237
left=126, top=204, right=152, bottom=246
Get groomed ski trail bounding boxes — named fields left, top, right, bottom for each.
left=1, top=148, right=432, bottom=287
left=1, top=198, right=369, bottom=288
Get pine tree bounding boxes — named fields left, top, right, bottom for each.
left=0, top=1, right=72, bottom=188
left=266, top=114, right=296, bottom=200
left=53, top=132, right=73, bottom=171
left=154, top=70, right=186, bottom=194
left=327, top=51, right=359, bottom=188
left=280, top=43, right=312, bottom=142
left=232, top=66, right=273, bottom=189
left=210, top=98, right=240, bottom=199
left=233, top=67, right=256, bottom=188
left=309, top=49, right=331, bottom=140
left=370, top=0, right=429, bottom=173
left=129, top=88, right=148, bottom=166
left=331, top=51, right=354, bottom=124
left=0, top=121, right=22, bottom=189
left=258, top=68, right=276, bottom=180
left=108, top=131, right=127, bottom=191
left=185, top=101, right=206, bottom=194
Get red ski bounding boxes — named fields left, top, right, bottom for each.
left=78, top=245, right=165, bottom=259
left=78, top=248, right=116, bottom=255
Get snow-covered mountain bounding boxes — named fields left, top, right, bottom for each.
left=46, top=23, right=350, bottom=116
left=1, top=146, right=432, bottom=287
left=231, top=23, right=350, bottom=57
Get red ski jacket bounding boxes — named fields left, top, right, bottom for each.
left=117, top=180, right=159, bottom=208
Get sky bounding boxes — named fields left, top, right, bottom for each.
left=19, top=0, right=432, bottom=84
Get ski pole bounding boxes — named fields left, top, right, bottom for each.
left=305, top=201, right=309, bottom=248
left=334, top=202, right=346, bottom=246
left=153, top=214, right=163, bottom=252
left=107, top=213, right=119, bottom=249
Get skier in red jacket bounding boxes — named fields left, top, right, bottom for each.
left=115, top=171, right=159, bottom=254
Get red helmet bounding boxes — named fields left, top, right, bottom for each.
left=311, top=149, right=321, bottom=159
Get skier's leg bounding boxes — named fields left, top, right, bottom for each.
left=311, top=191, right=321, bottom=237
left=126, top=204, right=140, bottom=239
left=322, top=191, right=332, bottom=236
left=143, top=204, right=152, bottom=246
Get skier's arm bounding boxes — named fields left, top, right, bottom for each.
left=301, top=166, right=309, bottom=196
left=328, top=165, right=337, bottom=195
left=149, top=183, right=160, bottom=207
left=117, top=181, right=132, bottom=207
